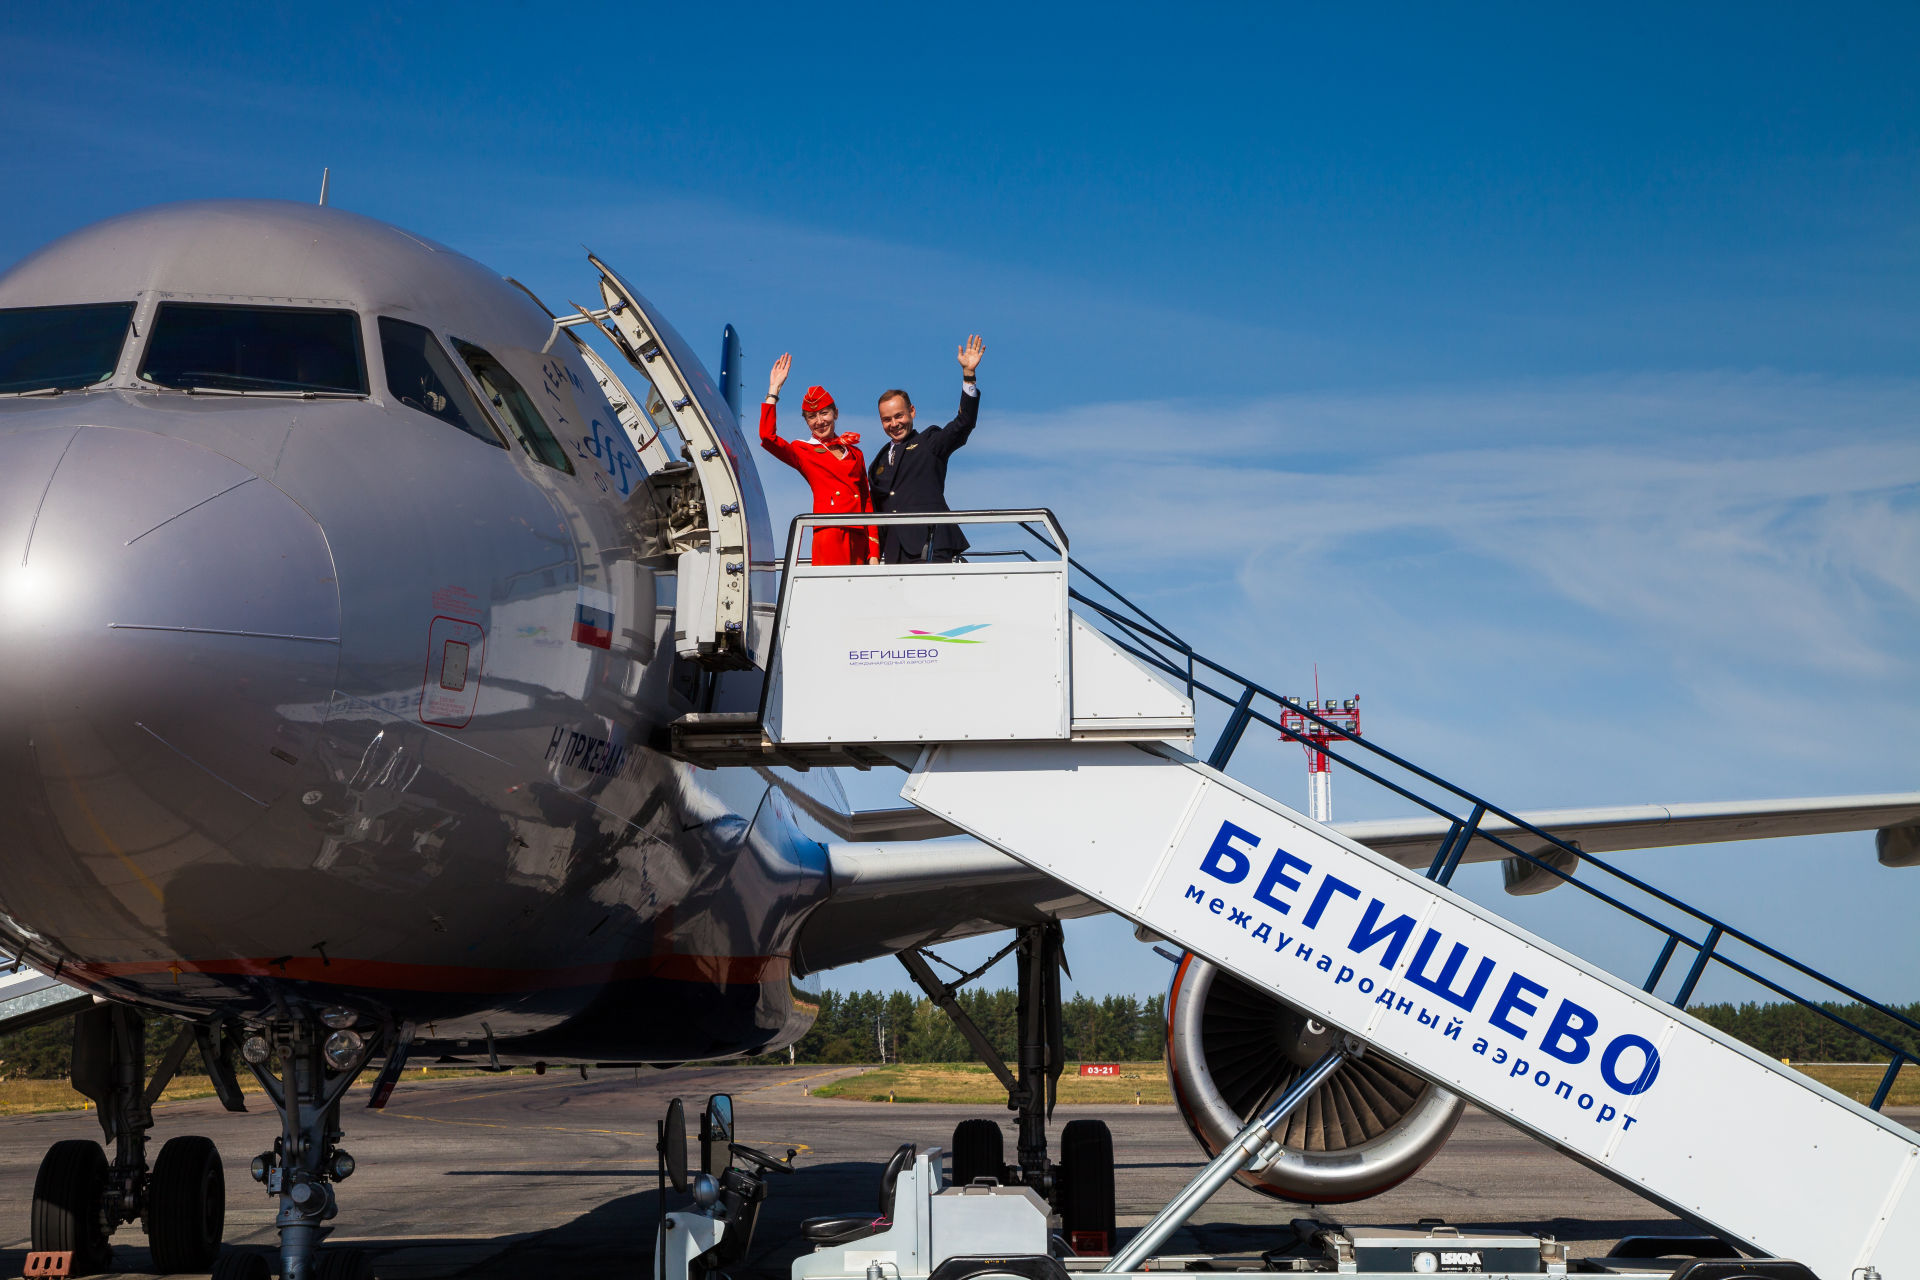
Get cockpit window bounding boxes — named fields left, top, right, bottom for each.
left=450, top=338, right=574, bottom=474
left=139, top=303, right=367, bottom=395
left=0, top=302, right=134, bottom=393
left=377, top=318, right=503, bottom=448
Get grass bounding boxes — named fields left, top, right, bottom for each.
left=0, top=1067, right=541, bottom=1117
left=812, top=1060, right=1920, bottom=1110
left=811, top=1062, right=1171, bottom=1105
left=1786, top=1062, right=1920, bottom=1107
left=0, top=1060, right=1907, bottom=1117
left=0, top=1075, right=261, bottom=1117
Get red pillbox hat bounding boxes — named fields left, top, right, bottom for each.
left=801, top=385, right=835, bottom=412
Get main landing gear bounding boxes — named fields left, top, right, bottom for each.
left=31, top=1003, right=230, bottom=1275
left=29, top=1003, right=409, bottom=1280
left=902, top=923, right=1118, bottom=1255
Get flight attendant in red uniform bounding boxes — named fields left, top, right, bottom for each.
left=759, top=353, right=879, bottom=565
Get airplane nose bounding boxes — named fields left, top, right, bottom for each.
left=0, top=426, right=341, bottom=832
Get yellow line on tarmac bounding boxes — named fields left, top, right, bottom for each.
left=745, top=1067, right=852, bottom=1092
left=387, top=1112, right=655, bottom=1138
left=385, top=1109, right=811, bottom=1152
left=407, top=1077, right=582, bottom=1108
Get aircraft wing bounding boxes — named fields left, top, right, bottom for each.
left=1338, top=791, right=1920, bottom=884
left=795, top=838, right=1103, bottom=973
left=0, top=965, right=93, bottom=1036
left=797, top=791, right=1920, bottom=970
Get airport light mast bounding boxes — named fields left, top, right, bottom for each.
left=1280, top=695, right=1361, bottom=824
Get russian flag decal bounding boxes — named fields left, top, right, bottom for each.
left=573, top=586, right=615, bottom=650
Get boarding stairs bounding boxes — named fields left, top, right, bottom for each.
left=676, top=510, right=1920, bottom=1280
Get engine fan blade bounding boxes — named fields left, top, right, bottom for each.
left=1166, top=954, right=1464, bottom=1203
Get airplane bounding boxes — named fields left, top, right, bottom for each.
left=1, top=198, right=1915, bottom=1280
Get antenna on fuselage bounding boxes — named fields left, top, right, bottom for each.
left=318, top=167, right=330, bottom=207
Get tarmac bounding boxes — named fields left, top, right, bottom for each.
left=0, top=1065, right=1909, bottom=1279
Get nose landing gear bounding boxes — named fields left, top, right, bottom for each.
left=236, top=1016, right=408, bottom=1280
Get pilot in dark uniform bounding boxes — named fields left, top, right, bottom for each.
left=868, top=334, right=986, bottom=564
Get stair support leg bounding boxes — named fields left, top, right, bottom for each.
left=1643, top=934, right=1681, bottom=994
left=1103, top=1043, right=1355, bottom=1273
left=1435, top=804, right=1485, bottom=886
left=1870, top=1054, right=1906, bottom=1112
left=1425, top=820, right=1466, bottom=881
left=1207, top=687, right=1257, bottom=771
left=1672, top=925, right=1723, bottom=1010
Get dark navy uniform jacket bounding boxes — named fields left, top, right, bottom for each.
left=867, top=384, right=980, bottom=562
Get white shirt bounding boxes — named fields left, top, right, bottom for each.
left=891, top=380, right=976, bottom=466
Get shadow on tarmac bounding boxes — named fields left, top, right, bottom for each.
left=0, top=1135, right=1731, bottom=1280
left=461, top=1157, right=893, bottom=1279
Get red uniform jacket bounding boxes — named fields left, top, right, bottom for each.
left=758, top=401, right=879, bottom=565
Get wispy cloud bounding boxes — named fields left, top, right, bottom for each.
left=815, top=370, right=1920, bottom=1000
left=947, top=372, right=1920, bottom=686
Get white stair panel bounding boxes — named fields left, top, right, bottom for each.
left=1069, top=613, right=1194, bottom=741
left=902, top=740, right=1920, bottom=1280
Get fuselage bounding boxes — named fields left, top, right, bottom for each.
left=0, top=200, right=832, bottom=1063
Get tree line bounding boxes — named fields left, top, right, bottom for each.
left=772, top=992, right=1920, bottom=1067
left=778, top=989, right=1168, bottom=1065
left=0, top=995, right=1913, bottom=1079
left=1687, top=999, right=1920, bottom=1063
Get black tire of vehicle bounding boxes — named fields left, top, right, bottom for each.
left=316, top=1245, right=377, bottom=1280
left=950, top=1118, right=1005, bottom=1187
left=148, top=1135, right=226, bottom=1273
left=31, top=1139, right=113, bottom=1274
left=1057, top=1119, right=1116, bottom=1256
left=210, top=1247, right=273, bottom=1280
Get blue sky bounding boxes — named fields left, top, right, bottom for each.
left=4, top=4, right=1917, bottom=1010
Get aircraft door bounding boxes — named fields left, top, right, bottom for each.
left=581, top=255, right=768, bottom=671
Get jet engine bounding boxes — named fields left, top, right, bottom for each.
left=1164, top=953, right=1464, bottom=1203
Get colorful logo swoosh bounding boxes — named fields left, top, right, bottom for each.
left=900, top=623, right=991, bottom=644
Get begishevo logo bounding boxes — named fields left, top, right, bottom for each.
left=901, top=624, right=990, bottom=644
left=849, top=623, right=991, bottom=666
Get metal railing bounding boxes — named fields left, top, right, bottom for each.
left=986, top=522, right=1918, bottom=1112
left=768, top=511, right=1916, bottom=1108
left=780, top=509, right=1068, bottom=571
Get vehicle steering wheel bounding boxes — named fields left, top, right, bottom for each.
left=729, top=1143, right=797, bottom=1175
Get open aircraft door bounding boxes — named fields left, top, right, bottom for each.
left=567, top=255, right=771, bottom=670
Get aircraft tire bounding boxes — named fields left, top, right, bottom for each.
left=316, top=1245, right=377, bottom=1280
left=148, top=1135, right=226, bottom=1273
left=31, top=1139, right=113, bottom=1274
left=210, top=1247, right=272, bottom=1280
left=950, top=1119, right=1004, bottom=1187
left=1056, top=1119, right=1115, bottom=1257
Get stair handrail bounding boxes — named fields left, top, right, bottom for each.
left=859, top=520, right=1920, bottom=1089
left=1047, top=542, right=1920, bottom=1100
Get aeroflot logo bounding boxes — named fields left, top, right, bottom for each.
left=1183, top=819, right=1663, bottom=1133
